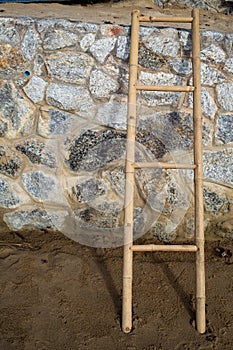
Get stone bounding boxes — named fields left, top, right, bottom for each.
left=200, top=64, right=227, bottom=86
left=100, top=24, right=125, bottom=37
left=43, top=29, right=79, bottom=50
left=201, top=30, right=224, bottom=44
left=169, top=59, right=192, bottom=76
left=89, top=69, right=119, bottom=99
left=201, top=44, right=226, bottom=64
left=223, top=58, right=233, bottom=75
left=216, top=115, right=233, bottom=144
left=0, top=145, right=23, bottom=178
left=139, top=71, right=183, bottom=107
left=152, top=222, right=176, bottom=243
left=204, top=185, right=227, bottom=215
left=3, top=207, right=69, bottom=231
left=22, top=27, right=41, bottom=61
left=72, top=178, right=106, bottom=203
left=223, top=34, right=233, bottom=55
left=0, top=81, right=35, bottom=138
left=138, top=44, right=166, bottom=70
left=46, top=83, right=95, bottom=117
left=0, top=22, right=20, bottom=44
left=0, top=44, right=25, bottom=80
left=22, top=171, right=56, bottom=201
left=179, top=30, right=192, bottom=51
left=66, top=129, right=126, bottom=172
left=23, top=76, right=47, bottom=104
left=16, top=138, right=56, bottom=168
left=0, top=177, right=20, bottom=208
left=33, top=54, right=46, bottom=77
left=116, top=36, right=130, bottom=60
left=217, top=83, right=233, bottom=111
left=75, top=22, right=99, bottom=33
left=143, top=28, right=180, bottom=58
left=102, top=166, right=125, bottom=198
left=38, top=108, right=75, bottom=137
left=203, top=149, right=233, bottom=186
left=96, top=100, right=127, bottom=130
left=80, top=33, right=96, bottom=52
left=89, top=38, right=116, bottom=64
left=188, top=88, right=217, bottom=119
left=45, top=52, right=94, bottom=84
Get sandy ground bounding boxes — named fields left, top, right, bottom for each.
left=0, top=230, right=232, bottom=350
left=0, top=0, right=232, bottom=32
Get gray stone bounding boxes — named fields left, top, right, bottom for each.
left=223, top=34, right=233, bottom=55
left=0, top=22, right=20, bottom=44
left=80, top=33, right=96, bottom=52
left=89, top=70, right=119, bottom=99
left=38, top=108, right=74, bottom=137
left=23, top=76, right=47, bottom=103
left=102, top=166, right=125, bottom=198
left=46, top=83, right=95, bottom=117
left=3, top=207, right=69, bottom=231
left=66, top=129, right=126, bottom=172
left=22, top=171, right=56, bottom=201
left=33, top=54, right=46, bottom=77
left=75, top=22, right=99, bottom=33
left=0, top=177, right=20, bottom=208
left=223, top=58, right=233, bottom=75
left=203, top=149, right=233, bottom=185
left=89, top=38, right=116, bottom=64
left=139, top=71, right=183, bottom=107
left=0, top=145, right=23, bottom=178
left=200, top=64, right=227, bottom=86
left=216, top=115, right=233, bottom=144
left=138, top=44, right=166, bottom=70
left=217, top=83, right=233, bottom=111
left=77, top=201, right=121, bottom=229
left=152, top=222, right=176, bottom=243
left=0, top=81, right=36, bottom=138
left=201, top=30, right=225, bottom=44
left=72, top=178, right=105, bottom=203
left=143, top=28, right=180, bottom=58
left=116, top=36, right=130, bottom=60
left=204, top=185, right=227, bottom=215
left=189, top=88, right=217, bottom=119
left=201, top=44, right=226, bottom=64
left=169, top=59, right=192, bottom=76
left=179, top=30, right=192, bottom=51
left=43, top=29, right=79, bottom=50
left=45, top=52, right=94, bottom=84
left=16, top=138, right=56, bottom=168
left=96, top=100, right=127, bottom=130
left=22, top=27, right=41, bottom=61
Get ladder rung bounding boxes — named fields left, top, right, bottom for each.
left=136, top=85, right=195, bottom=92
left=131, top=244, right=198, bottom=252
left=139, top=16, right=193, bottom=23
left=134, top=162, right=196, bottom=170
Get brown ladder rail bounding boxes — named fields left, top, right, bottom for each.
left=122, top=9, right=206, bottom=334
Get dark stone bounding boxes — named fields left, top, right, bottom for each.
left=66, top=129, right=126, bottom=172
left=0, top=145, right=23, bottom=177
left=16, top=138, right=56, bottom=168
left=138, top=44, right=166, bottom=70
left=72, top=178, right=105, bottom=203
left=204, top=186, right=226, bottom=215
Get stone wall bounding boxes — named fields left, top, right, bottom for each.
left=0, top=15, right=232, bottom=247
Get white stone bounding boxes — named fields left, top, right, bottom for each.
left=169, top=59, right=192, bottom=76
left=89, top=70, right=119, bottom=99
left=90, top=38, right=116, bottom=64
left=189, top=88, right=217, bottom=119
left=80, top=33, right=96, bottom=52
left=23, top=76, right=47, bottom=104
left=43, top=29, right=79, bottom=50
left=201, top=44, right=226, bottom=63
left=116, top=36, right=130, bottom=60
left=223, top=58, right=233, bottom=75
left=144, top=28, right=180, bottom=58
left=217, top=83, right=233, bottom=111
left=200, top=63, right=227, bottom=86
left=22, top=27, right=41, bottom=61
left=96, top=100, right=127, bottom=129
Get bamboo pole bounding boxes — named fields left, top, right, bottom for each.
left=122, top=9, right=140, bottom=334
left=134, top=162, right=196, bottom=169
left=132, top=245, right=198, bottom=252
left=136, top=85, right=195, bottom=92
left=139, top=16, right=193, bottom=23
left=192, top=8, right=206, bottom=334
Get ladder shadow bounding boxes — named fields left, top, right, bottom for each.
left=152, top=255, right=196, bottom=321
left=91, top=249, right=122, bottom=319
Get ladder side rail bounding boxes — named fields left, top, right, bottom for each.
left=122, top=9, right=140, bottom=334
left=192, top=8, right=206, bottom=334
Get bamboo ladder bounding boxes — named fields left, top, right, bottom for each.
left=122, top=8, right=206, bottom=334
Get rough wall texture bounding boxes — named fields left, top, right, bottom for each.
left=0, top=15, right=232, bottom=246
left=154, top=0, right=233, bottom=13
